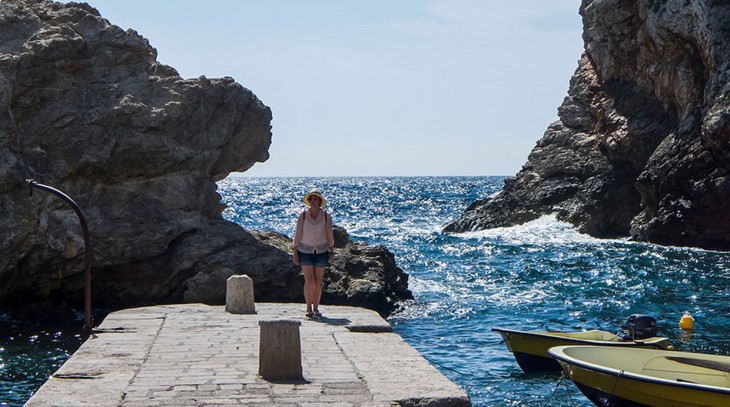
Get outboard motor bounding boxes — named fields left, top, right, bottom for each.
left=620, top=314, right=658, bottom=340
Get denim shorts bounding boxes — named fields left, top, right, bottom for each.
left=298, top=250, right=329, bottom=267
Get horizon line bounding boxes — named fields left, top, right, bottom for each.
left=226, top=173, right=512, bottom=178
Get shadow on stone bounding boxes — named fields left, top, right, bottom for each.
left=261, top=378, right=312, bottom=385
left=346, top=324, right=393, bottom=333
left=309, top=317, right=351, bottom=326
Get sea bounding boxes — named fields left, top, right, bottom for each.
left=2, top=176, right=729, bottom=406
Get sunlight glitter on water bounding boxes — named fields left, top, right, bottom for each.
left=216, top=176, right=730, bottom=407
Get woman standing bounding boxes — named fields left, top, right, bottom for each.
left=292, top=190, right=334, bottom=318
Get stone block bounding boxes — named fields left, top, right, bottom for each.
left=258, top=320, right=302, bottom=380
left=226, top=275, right=256, bottom=314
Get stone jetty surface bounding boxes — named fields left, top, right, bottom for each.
left=26, top=303, right=471, bottom=406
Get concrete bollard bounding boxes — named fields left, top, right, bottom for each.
left=225, top=275, right=256, bottom=314
left=258, top=320, right=303, bottom=380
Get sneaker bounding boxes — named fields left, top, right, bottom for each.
left=305, top=311, right=314, bottom=318
left=313, top=310, right=322, bottom=318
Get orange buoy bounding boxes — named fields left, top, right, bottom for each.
left=679, top=311, right=694, bottom=330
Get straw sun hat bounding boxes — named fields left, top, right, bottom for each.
left=303, top=190, right=327, bottom=207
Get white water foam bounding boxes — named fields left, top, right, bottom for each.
left=457, top=214, right=604, bottom=246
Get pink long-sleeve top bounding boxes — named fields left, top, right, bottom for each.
left=293, top=210, right=334, bottom=254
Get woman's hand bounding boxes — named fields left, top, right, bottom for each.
left=292, top=251, right=299, bottom=266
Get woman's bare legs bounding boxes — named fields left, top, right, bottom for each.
left=302, top=265, right=315, bottom=314
left=312, top=267, right=325, bottom=315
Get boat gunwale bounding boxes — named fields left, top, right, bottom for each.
left=491, top=327, right=669, bottom=346
left=549, top=345, right=730, bottom=395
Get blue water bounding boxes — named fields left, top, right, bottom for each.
left=220, top=176, right=730, bottom=406
left=0, top=317, right=82, bottom=406
left=3, top=175, right=729, bottom=406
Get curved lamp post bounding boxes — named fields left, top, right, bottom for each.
left=27, top=179, right=93, bottom=337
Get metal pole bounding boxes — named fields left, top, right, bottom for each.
left=26, top=179, right=93, bottom=337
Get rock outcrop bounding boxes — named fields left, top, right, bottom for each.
left=446, top=0, right=730, bottom=251
left=0, top=0, right=411, bottom=317
left=240, top=226, right=412, bottom=313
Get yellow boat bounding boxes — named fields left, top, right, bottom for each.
left=493, top=327, right=671, bottom=372
left=549, top=345, right=730, bottom=407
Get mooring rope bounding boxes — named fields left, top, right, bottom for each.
left=609, top=370, right=625, bottom=403
left=542, top=372, right=579, bottom=407
left=398, top=335, right=483, bottom=377
left=430, top=359, right=478, bottom=376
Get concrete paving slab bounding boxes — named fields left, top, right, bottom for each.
left=25, top=303, right=471, bottom=406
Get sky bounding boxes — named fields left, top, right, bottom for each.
left=65, top=1, right=584, bottom=176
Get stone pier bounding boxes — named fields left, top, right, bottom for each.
left=26, top=303, right=471, bottom=406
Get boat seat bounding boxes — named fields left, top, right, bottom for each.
left=642, top=356, right=730, bottom=387
left=666, top=357, right=730, bottom=374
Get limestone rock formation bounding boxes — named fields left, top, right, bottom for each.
left=446, top=0, right=730, bottom=251
left=233, top=226, right=412, bottom=313
left=0, top=0, right=411, bottom=317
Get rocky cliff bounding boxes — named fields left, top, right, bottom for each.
left=0, top=0, right=411, bottom=317
left=446, top=0, right=730, bottom=251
